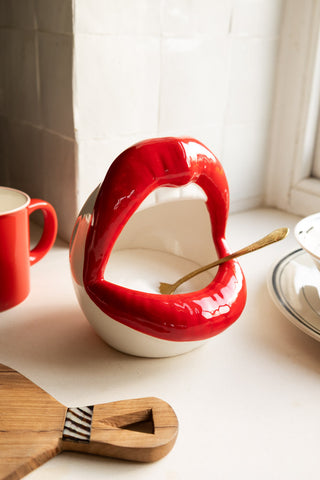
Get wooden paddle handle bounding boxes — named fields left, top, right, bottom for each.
left=0, top=362, right=178, bottom=479
left=0, top=397, right=178, bottom=480
left=61, top=397, right=179, bottom=463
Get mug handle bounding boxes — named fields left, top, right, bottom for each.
left=28, top=199, right=58, bottom=266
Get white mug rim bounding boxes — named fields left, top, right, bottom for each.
left=0, top=186, right=31, bottom=216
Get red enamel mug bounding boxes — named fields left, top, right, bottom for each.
left=0, top=187, right=58, bottom=312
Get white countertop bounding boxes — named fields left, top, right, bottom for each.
left=1, top=207, right=320, bottom=479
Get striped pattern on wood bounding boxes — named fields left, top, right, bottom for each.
left=62, top=406, right=94, bottom=442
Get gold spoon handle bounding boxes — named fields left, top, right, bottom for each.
left=159, top=227, right=289, bottom=295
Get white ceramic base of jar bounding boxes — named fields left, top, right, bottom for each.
left=73, top=282, right=207, bottom=358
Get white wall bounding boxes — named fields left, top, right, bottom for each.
left=0, top=0, right=284, bottom=240
left=73, top=0, right=284, bottom=212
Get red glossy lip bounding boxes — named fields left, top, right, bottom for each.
left=83, top=137, right=246, bottom=342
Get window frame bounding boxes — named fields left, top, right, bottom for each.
left=265, top=0, right=320, bottom=216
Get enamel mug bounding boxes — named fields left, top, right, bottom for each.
left=0, top=187, right=58, bottom=312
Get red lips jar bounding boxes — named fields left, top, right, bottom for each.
left=69, top=137, right=246, bottom=357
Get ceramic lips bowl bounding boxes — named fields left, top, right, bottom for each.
left=294, top=213, right=320, bottom=270
left=69, top=137, right=247, bottom=357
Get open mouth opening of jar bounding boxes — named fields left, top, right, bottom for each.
left=104, top=185, right=218, bottom=295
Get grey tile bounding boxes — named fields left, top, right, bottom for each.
left=4, top=29, right=41, bottom=124
left=41, top=129, right=77, bottom=240
left=0, top=0, right=35, bottom=29
left=0, top=115, right=10, bottom=185
left=35, top=0, right=73, bottom=34
left=38, top=32, right=74, bottom=137
left=6, top=120, right=43, bottom=196
left=3, top=120, right=77, bottom=240
left=0, top=30, right=6, bottom=116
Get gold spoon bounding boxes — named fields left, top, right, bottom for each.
left=159, top=227, right=289, bottom=295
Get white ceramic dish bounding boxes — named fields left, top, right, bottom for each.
left=69, top=137, right=247, bottom=358
left=267, top=249, right=320, bottom=341
left=294, top=212, right=320, bottom=270
left=70, top=194, right=220, bottom=357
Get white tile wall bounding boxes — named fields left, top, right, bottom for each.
left=77, top=135, right=150, bottom=206
left=225, top=37, right=279, bottom=124
left=231, top=0, right=283, bottom=37
left=222, top=120, right=269, bottom=204
left=74, top=35, right=160, bottom=139
left=74, top=0, right=284, bottom=216
left=162, top=0, right=232, bottom=37
left=1, top=0, right=284, bottom=240
left=74, top=0, right=161, bottom=36
left=159, top=36, right=229, bottom=132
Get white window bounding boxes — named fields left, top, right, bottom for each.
left=266, top=0, right=320, bottom=216
left=312, top=118, right=320, bottom=178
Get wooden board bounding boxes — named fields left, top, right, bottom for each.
left=0, top=364, right=178, bottom=480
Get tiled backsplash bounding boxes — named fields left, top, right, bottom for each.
left=0, top=0, right=284, bottom=240
left=0, top=0, right=76, bottom=240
